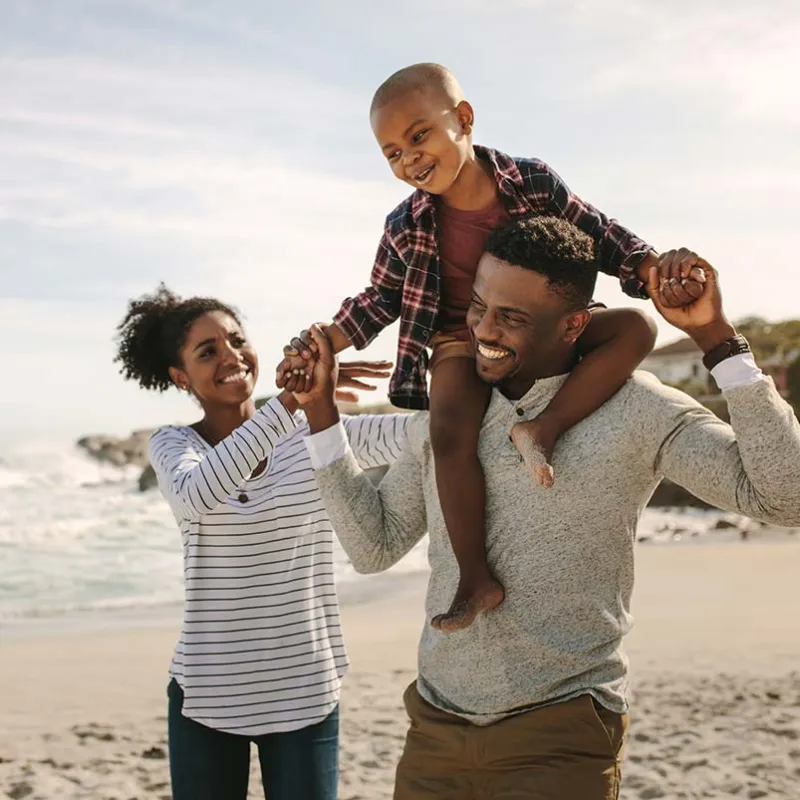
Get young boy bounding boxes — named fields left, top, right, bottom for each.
left=277, top=63, right=703, bottom=633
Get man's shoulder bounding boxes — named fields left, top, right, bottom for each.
left=613, top=370, right=707, bottom=413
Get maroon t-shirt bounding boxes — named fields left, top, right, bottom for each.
left=435, top=194, right=511, bottom=340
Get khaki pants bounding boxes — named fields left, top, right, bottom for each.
left=394, top=683, right=628, bottom=800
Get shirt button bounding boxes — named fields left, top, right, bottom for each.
left=515, top=407, right=525, bottom=417
left=238, top=493, right=249, bottom=503
left=422, top=329, right=430, bottom=340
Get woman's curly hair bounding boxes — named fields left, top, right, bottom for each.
left=114, top=284, right=241, bottom=391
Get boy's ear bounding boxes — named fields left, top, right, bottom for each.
left=456, top=100, right=475, bottom=135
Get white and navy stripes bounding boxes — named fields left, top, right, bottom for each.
left=149, top=397, right=408, bottom=736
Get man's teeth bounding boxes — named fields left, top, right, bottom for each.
left=477, top=343, right=509, bottom=360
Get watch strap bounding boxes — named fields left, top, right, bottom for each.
left=702, top=334, right=751, bottom=371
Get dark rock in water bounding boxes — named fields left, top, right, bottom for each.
left=138, top=464, right=158, bottom=492
left=648, top=479, right=713, bottom=509
left=77, top=430, right=154, bottom=469
left=714, top=517, right=740, bottom=530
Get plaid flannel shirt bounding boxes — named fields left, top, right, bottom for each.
left=334, top=145, right=653, bottom=410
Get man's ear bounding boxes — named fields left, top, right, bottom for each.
left=169, top=365, right=189, bottom=391
left=562, top=309, right=592, bottom=344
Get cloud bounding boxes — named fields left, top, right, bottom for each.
left=1, top=0, right=799, bottom=443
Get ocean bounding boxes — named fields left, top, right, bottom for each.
left=1, top=441, right=793, bottom=629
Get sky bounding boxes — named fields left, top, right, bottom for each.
left=1, top=0, right=799, bottom=446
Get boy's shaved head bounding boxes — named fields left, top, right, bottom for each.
left=370, top=63, right=465, bottom=116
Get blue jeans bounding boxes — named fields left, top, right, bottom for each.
left=167, top=678, right=339, bottom=800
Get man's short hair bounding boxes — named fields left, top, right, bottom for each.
left=484, top=216, right=598, bottom=309
left=370, top=63, right=464, bottom=116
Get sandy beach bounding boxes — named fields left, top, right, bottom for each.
left=2, top=543, right=799, bottom=800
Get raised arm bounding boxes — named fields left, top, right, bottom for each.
left=527, top=158, right=652, bottom=290
left=653, top=371, right=800, bottom=525
left=647, top=251, right=800, bottom=525
left=341, top=412, right=410, bottom=469
left=295, top=325, right=428, bottom=573
left=307, top=419, right=428, bottom=573
left=148, top=395, right=297, bottom=523
left=332, top=228, right=407, bottom=350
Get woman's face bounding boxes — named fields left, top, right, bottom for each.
left=169, top=311, right=258, bottom=407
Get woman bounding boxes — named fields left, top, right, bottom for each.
left=115, top=285, right=408, bottom=800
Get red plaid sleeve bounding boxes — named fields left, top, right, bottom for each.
left=539, top=161, right=653, bottom=298
left=333, top=230, right=407, bottom=350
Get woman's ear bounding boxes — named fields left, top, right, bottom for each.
left=168, top=365, right=189, bottom=391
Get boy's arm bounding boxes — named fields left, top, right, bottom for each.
left=292, top=229, right=407, bottom=356
left=535, top=160, right=703, bottom=304
left=276, top=229, right=407, bottom=389
left=517, top=307, right=657, bottom=485
left=538, top=159, right=653, bottom=296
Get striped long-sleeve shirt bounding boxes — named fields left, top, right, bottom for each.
left=149, top=396, right=409, bottom=736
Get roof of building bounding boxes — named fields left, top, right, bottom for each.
left=649, top=337, right=702, bottom=357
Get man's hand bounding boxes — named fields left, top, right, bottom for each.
left=276, top=323, right=353, bottom=391
left=638, top=249, right=705, bottom=307
left=648, top=250, right=737, bottom=352
left=280, top=324, right=392, bottom=405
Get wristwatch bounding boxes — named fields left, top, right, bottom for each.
left=702, top=334, right=751, bottom=371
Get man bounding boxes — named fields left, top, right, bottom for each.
left=294, top=216, right=800, bottom=800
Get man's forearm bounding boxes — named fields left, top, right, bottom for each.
left=304, top=414, right=428, bottom=575
left=304, top=398, right=341, bottom=435
left=686, top=318, right=738, bottom=355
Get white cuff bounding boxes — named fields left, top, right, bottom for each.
left=304, top=422, right=349, bottom=469
left=710, top=352, right=766, bottom=391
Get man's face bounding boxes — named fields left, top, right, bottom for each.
left=466, top=253, right=591, bottom=398
left=370, top=88, right=472, bottom=196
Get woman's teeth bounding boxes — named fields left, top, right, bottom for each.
left=220, top=370, right=249, bottom=384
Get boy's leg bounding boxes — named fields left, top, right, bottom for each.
left=428, top=349, right=502, bottom=632
left=256, top=705, right=339, bottom=800
left=167, top=678, right=251, bottom=800
left=512, top=307, right=657, bottom=487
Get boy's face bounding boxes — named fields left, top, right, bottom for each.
left=371, top=88, right=473, bottom=196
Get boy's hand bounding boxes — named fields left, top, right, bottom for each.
left=650, top=248, right=706, bottom=308
left=285, top=327, right=320, bottom=360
